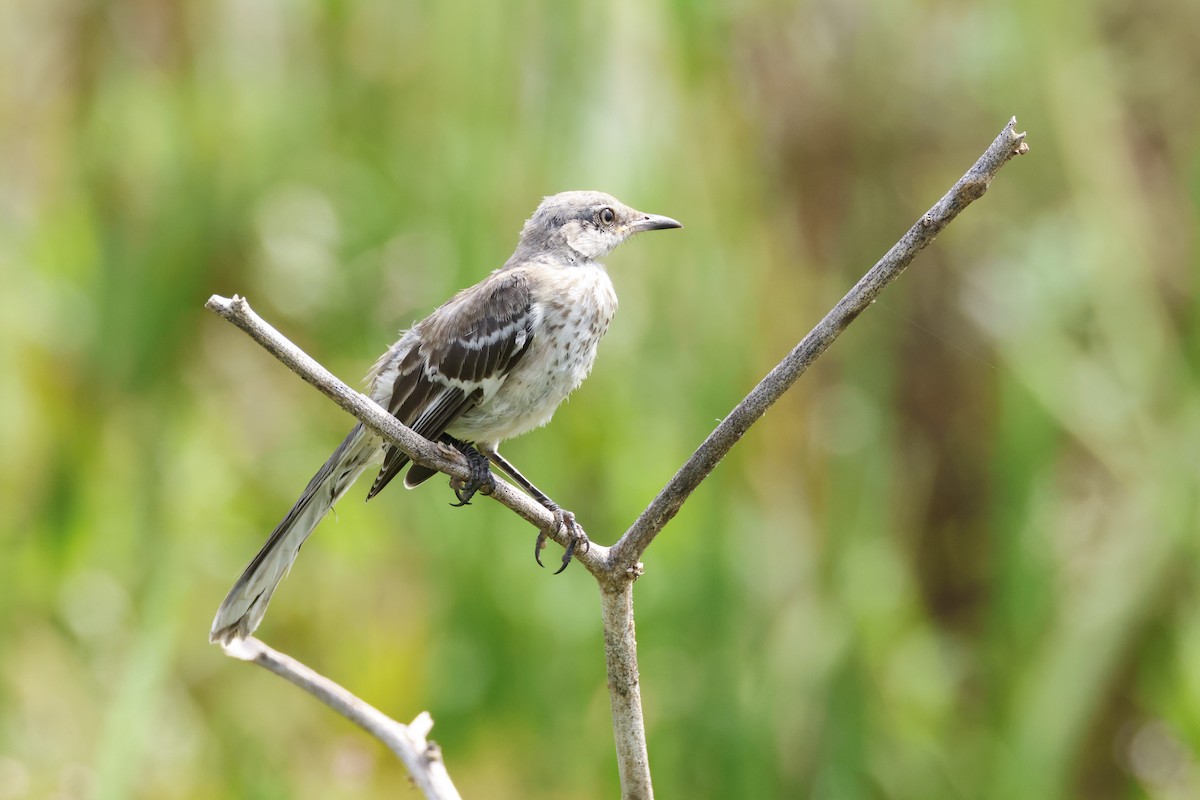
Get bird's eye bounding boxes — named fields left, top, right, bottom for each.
left=599, top=207, right=616, bottom=226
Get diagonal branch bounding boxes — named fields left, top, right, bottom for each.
left=605, top=116, right=1029, bottom=574
left=205, top=294, right=610, bottom=574
left=220, top=637, right=461, bottom=800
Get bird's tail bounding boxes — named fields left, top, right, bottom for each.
left=210, top=424, right=379, bottom=644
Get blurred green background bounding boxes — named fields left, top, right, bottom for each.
left=2, top=0, right=1199, bottom=797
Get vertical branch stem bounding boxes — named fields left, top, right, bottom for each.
left=600, top=581, right=653, bottom=800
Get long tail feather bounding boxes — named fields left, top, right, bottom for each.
left=210, top=424, right=379, bottom=644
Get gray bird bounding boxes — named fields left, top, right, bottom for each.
left=211, top=190, right=682, bottom=644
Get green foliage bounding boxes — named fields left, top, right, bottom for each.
left=2, top=0, right=1198, bottom=797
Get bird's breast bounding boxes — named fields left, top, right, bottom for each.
left=449, top=266, right=618, bottom=444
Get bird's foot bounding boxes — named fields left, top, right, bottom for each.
left=448, top=442, right=495, bottom=507
left=535, top=504, right=589, bottom=574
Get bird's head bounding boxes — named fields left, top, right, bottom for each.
left=515, top=190, right=682, bottom=262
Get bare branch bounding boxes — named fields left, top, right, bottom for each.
left=599, top=578, right=653, bottom=800
left=606, top=117, right=1029, bottom=572
left=221, top=637, right=462, bottom=800
left=204, top=294, right=610, bottom=574
left=207, top=117, right=1028, bottom=800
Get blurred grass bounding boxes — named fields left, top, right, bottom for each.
left=2, top=0, right=1199, bottom=798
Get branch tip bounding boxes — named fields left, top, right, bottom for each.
left=410, top=711, right=434, bottom=739
left=220, top=636, right=261, bottom=662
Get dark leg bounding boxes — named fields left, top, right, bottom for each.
left=441, top=435, right=495, bottom=507
left=482, top=447, right=588, bottom=574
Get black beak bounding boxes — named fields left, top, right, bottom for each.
left=629, top=212, right=683, bottom=233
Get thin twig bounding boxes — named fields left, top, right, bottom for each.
left=605, top=117, right=1029, bottom=574
left=221, top=637, right=462, bottom=800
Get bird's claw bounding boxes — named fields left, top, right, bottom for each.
left=449, top=445, right=495, bottom=507
left=534, top=506, right=588, bottom=574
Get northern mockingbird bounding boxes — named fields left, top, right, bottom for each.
left=211, top=190, right=682, bottom=644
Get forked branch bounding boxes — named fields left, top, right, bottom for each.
left=207, top=117, right=1027, bottom=800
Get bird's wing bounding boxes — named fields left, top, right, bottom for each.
left=366, top=269, right=536, bottom=498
